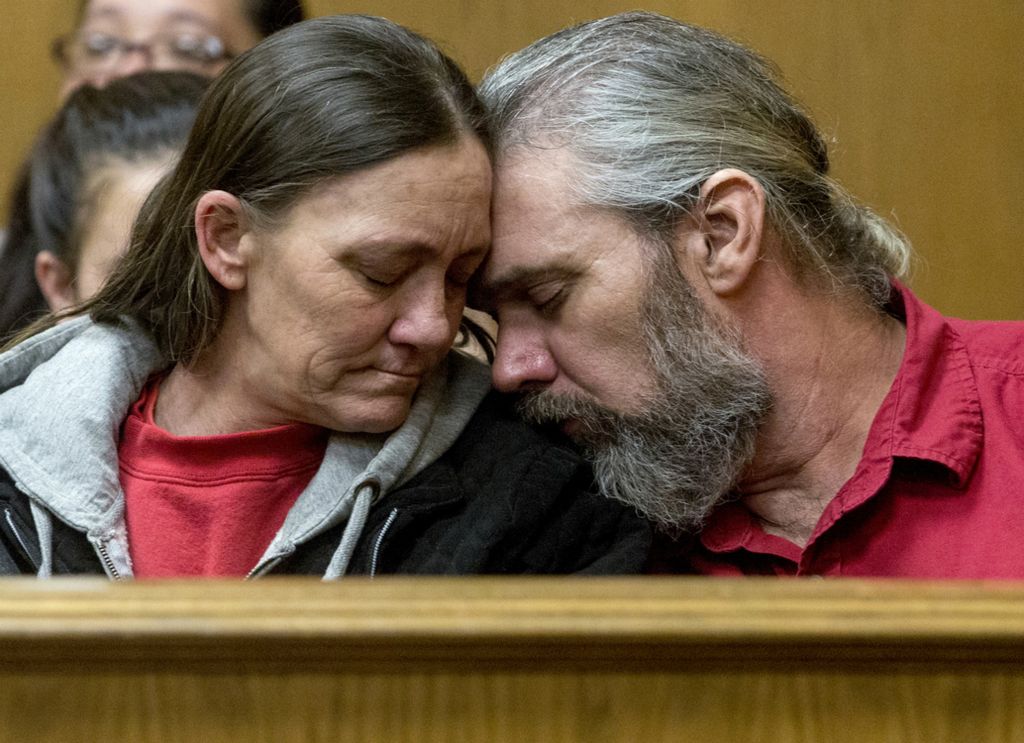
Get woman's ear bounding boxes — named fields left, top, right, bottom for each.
left=35, top=251, right=76, bottom=312
left=195, top=190, right=252, bottom=291
left=674, top=168, right=766, bottom=298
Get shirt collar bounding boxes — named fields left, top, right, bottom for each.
left=878, top=282, right=983, bottom=486
left=700, top=283, right=984, bottom=554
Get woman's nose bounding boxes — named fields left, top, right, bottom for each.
left=389, top=285, right=458, bottom=353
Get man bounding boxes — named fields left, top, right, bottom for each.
left=53, top=0, right=305, bottom=97
left=475, top=11, right=1024, bottom=578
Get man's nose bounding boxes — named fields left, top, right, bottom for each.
left=491, top=326, right=558, bottom=393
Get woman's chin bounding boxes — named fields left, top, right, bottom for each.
left=320, top=396, right=414, bottom=435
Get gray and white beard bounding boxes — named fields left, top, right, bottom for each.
left=518, top=256, right=772, bottom=534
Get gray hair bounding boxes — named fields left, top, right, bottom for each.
left=479, top=11, right=910, bottom=306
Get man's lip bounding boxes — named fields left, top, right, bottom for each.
left=560, top=418, right=582, bottom=437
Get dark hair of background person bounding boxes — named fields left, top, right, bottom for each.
left=72, top=0, right=307, bottom=38
left=244, top=0, right=307, bottom=37
left=6, top=14, right=491, bottom=360
left=0, top=71, right=208, bottom=341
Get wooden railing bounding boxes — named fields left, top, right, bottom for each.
left=1, top=577, right=1022, bottom=741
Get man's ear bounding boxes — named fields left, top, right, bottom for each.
left=676, top=168, right=766, bottom=298
left=195, top=190, right=252, bottom=291
left=35, top=251, right=76, bottom=312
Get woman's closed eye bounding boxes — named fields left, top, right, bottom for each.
left=354, top=261, right=409, bottom=289
left=360, top=270, right=400, bottom=288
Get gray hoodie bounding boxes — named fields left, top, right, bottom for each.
left=0, top=317, right=491, bottom=579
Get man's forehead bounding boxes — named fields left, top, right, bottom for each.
left=493, top=146, right=579, bottom=197
left=486, top=154, right=579, bottom=273
left=491, top=149, right=582, bottom=246
left=480, top=150, right=635, bottom=312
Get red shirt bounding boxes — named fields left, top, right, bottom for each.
left=118, top=380, right=328, bottom=577
left=665, top=284, right=1024, bottom=578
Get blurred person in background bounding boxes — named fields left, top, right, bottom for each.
left=0, top=0, right=305, bottom=338
left=0, top=16, right=649, bottom=579
left=54, top=0, right=305, bottom=98
left=4, top=72, right=207, bottom=325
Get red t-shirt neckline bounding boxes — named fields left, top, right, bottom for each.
left=118, top=378, right=328, bottom=577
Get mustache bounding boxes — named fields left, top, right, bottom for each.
left=516, top=389, right=628, bottom=447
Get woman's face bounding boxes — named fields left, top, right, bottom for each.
left=61, top=0, right=261, bottom=98
left=36, top=155, right=170, bottom=312
left=224, top=139, right=493, bottom=434
left=76, top=157, right=169, bottom=300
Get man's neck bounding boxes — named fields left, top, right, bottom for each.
left=735, top=291, right=907, bottom=547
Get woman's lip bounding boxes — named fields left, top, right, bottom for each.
left=375, top=368, right=426, bottom=379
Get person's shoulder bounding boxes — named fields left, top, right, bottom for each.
left=438, top=391, right=651, bottom=574
left=450, top=389, right=581, bottom=468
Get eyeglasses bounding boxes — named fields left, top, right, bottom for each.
left=52, top=30, right=233, bottom=76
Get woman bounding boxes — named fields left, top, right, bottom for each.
left=54, top=0, right=305, bottom=98
left=0, top=16, right=649, bottom=578
left=0, top=72, right=207, bottom=339
left=0, top=71, right=206, bottom=337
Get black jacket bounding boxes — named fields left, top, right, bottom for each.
left=0, top=394, right=650, bottom=577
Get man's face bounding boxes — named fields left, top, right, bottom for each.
left=60, top=0, right=262, bottom=97
left=479, top=151, right=771, bottom=530
left=481, top=149, right=660, bottom=415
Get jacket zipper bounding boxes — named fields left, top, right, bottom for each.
left=370, top=508, right=399, bottom=577
left=5, top=506, right=122, bottom=579
left=246, top=555, right=284, bottom=580
left=4, top=508, right=38, bottom=570
left=95, top=540, right=123, bottom=580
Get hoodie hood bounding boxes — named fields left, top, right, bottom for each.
left=0, top=317, right=161, bottom=539
left=0, top=318, right=491, bottom=578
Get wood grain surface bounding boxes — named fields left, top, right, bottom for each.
left=0, top=577, right=1023, bottom=742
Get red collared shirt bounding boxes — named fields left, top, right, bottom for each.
left=665, top=284, right=1024, bottom=578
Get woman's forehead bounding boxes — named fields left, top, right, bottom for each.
left=81, top=0, right=255, bottom=37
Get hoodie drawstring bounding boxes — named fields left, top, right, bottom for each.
left=29, top=501, right=53, bottom=578
left=322, top=480, right=379, bottom=580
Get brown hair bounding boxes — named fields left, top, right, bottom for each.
left=12, top=15, right=488, bottom=359
left=0, top=71, right=206, bottom=341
